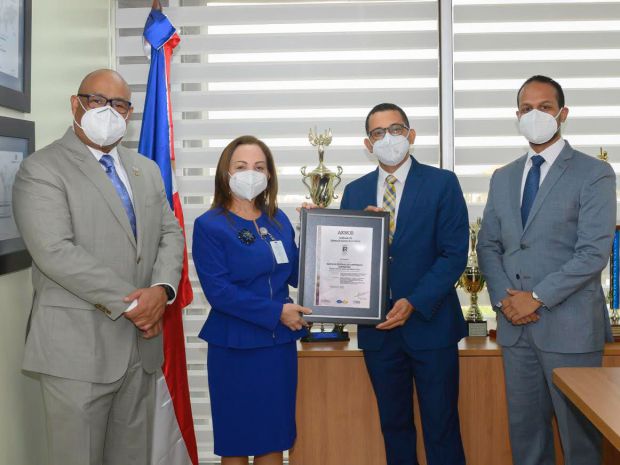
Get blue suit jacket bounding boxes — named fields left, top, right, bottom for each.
left=193, top=208, right=305, bottom=349
left=341, top=157, right=469, bottom=351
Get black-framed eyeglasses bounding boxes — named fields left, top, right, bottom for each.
left=77, top=93, right=132, bottom=115
left=368, top=123, right=409, bottom=141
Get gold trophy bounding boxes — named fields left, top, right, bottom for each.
left=300, top=128, right=347, bottom=342
left=301, top=128, right=343, bottom=208
left=458, top=218, right=487, bottom=336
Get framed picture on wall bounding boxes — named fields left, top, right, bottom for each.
left=0, top=116, right=34, bottom=274
left=0, top=0, right=32, bottom=112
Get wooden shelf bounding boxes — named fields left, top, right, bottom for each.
left=298, top=335, right=620, bottom=357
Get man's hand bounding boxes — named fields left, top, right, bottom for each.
left=123, top=286, right=168, bottom=331
left=376, top=298, right=414, bottom=330
left=511, top=314, right=541, bottom=325
left=364, top=206, right=384, bottom=213
left=501, top=289, right=541, bottom=324
left=141, top=319, right=163, bottom=339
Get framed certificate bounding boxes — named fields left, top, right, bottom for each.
left=298, top=208, right=389, bottom=324
left=0, top=0, right=32, bottom=112
left=0, top=116, right=34, bottom=275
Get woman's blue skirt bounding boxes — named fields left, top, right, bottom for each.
left=207, top=341, right=298, bottom=457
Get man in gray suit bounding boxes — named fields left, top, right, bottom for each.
left=13, top=69, right=185, bottom=465
left=477, top=75, right=616, bottom=465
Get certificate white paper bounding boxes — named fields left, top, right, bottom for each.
left=0, top=0, right=20, bottom=79
left=0, top=150, right=22, bottom=241
left=314, top=225, right=373, bottom=308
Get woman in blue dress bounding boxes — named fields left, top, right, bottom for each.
left=192, top=135, right=312, bottom=465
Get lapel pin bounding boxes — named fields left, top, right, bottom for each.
left=132, top=167, right=140, bottom=176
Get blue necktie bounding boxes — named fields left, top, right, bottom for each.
left=99, top=154, right=137, bottom=238
left=521, top=154, right=545, bottom=227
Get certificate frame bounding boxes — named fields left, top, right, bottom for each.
left=298, top=208, right=389, bottom=325
left=0, top=116, right=34, bottom=275
left=0, top=0, right=32, bottom=112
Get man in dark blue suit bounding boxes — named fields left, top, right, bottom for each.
left=340, top=103, right=469, bottom=465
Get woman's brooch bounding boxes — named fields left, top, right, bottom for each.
left=238, top=228, right=256, bottom=245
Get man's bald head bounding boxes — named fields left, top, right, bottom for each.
left=71, top=69, right=133, bottom=152
left=77, top=69, right=131, bottom=100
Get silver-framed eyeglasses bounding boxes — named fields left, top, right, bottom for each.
left=77, top=93, right=132, bottom=115
left=368, top=123, right=409, bottom=141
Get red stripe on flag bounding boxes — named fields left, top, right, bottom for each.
left=163, top=192, right=198, bottom=465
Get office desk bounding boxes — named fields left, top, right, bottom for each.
left=553, top=367, right=620, bottom=451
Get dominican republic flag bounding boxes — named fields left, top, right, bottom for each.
left=138, top=5, right=198, bottom=465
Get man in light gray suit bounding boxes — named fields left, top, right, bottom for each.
left=13, top=69, right=185, bottom=465
left=477, top=75, right=616, bottom=465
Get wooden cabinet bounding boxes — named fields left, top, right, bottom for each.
left=290, top=337, right=620, bottom=465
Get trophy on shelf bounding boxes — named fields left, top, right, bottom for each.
left=458, top=218, right=488, bottom=337
left=300, top=128, right=348, bottom=343
left=600, top=147, right=620, bottom=340
left=301, top=128, right=343, bottom=208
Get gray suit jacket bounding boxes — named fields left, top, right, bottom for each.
left=477, top=141, right=616, bottom=353
left=13, top=129, right=185, bottom=383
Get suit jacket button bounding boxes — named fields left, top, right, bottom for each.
left=520, top=244, right=527, bottom=249
left=516, top=274, right=520, bottom=280
left=137, top=256, right=141, bottom=264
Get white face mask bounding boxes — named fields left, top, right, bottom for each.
left=518, top=108, right=563, bottom=145
left=371, top=132, right=411, bottom=166
left=74, top=100, right=128, bottom=147
left=229, top=170, right=268, bottom=201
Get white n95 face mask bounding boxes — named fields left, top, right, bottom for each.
left=74, top=101, right=128, bottom=147
left=518, top=109, right=563, bottom=145
left=229, top=170, right=268, bottom=201
left=372, top=132, right=411, bottom=166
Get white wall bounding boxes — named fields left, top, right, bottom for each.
left=0, top=1, right=112, bottom=464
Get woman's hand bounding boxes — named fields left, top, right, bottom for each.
left=281, top=303, right=312, bottom=331
left=296, top=202, right=321, bottom=213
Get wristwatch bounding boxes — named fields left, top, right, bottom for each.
left=158, top=284, right=175, bottom=301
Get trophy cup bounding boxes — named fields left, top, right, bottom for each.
left=301, top=128, right=343, bottom=208
left=300, top=128, right=348, bottom=343
left=458, top=218, right=487, bottom=337
left=600, top=147, right=620, bottom=340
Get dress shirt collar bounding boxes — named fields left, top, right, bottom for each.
left=86, top=145, right=121, bottom=166
left=526, top=137, right=565, bottom=167
left=378, top=155, right=412, bottom=186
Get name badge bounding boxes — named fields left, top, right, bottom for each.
left=270, top=240, right=289, bottom=264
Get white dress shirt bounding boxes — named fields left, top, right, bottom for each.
left=376, top=156, right=412, bottom=227
left=520, top=138, right=565, bottom=204
left=86, top=145, right=134, bottom=202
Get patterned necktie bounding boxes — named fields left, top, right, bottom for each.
left=99, top=154, right=137, bottom=238
left=382, top=174, right=397, bottom=244
left=521, top=154, right=545, bottom=227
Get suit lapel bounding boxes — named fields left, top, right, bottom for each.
left=119, top=147, right=144, bottom=255
left=510, top=155, right=527, bottom=237
left=60, top=129, right=137, bottom=248
left=362, top=168, right=379, bottom=208
left=522, top=143, right=573, bottom=235
left=392, top=157, right=423, bottom=247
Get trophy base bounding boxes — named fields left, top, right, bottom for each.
left=301, top=330, right=350, bottom=343
left=467, top=320, right=488, bottom=337
left=611, top=324, right=620, bottom=342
